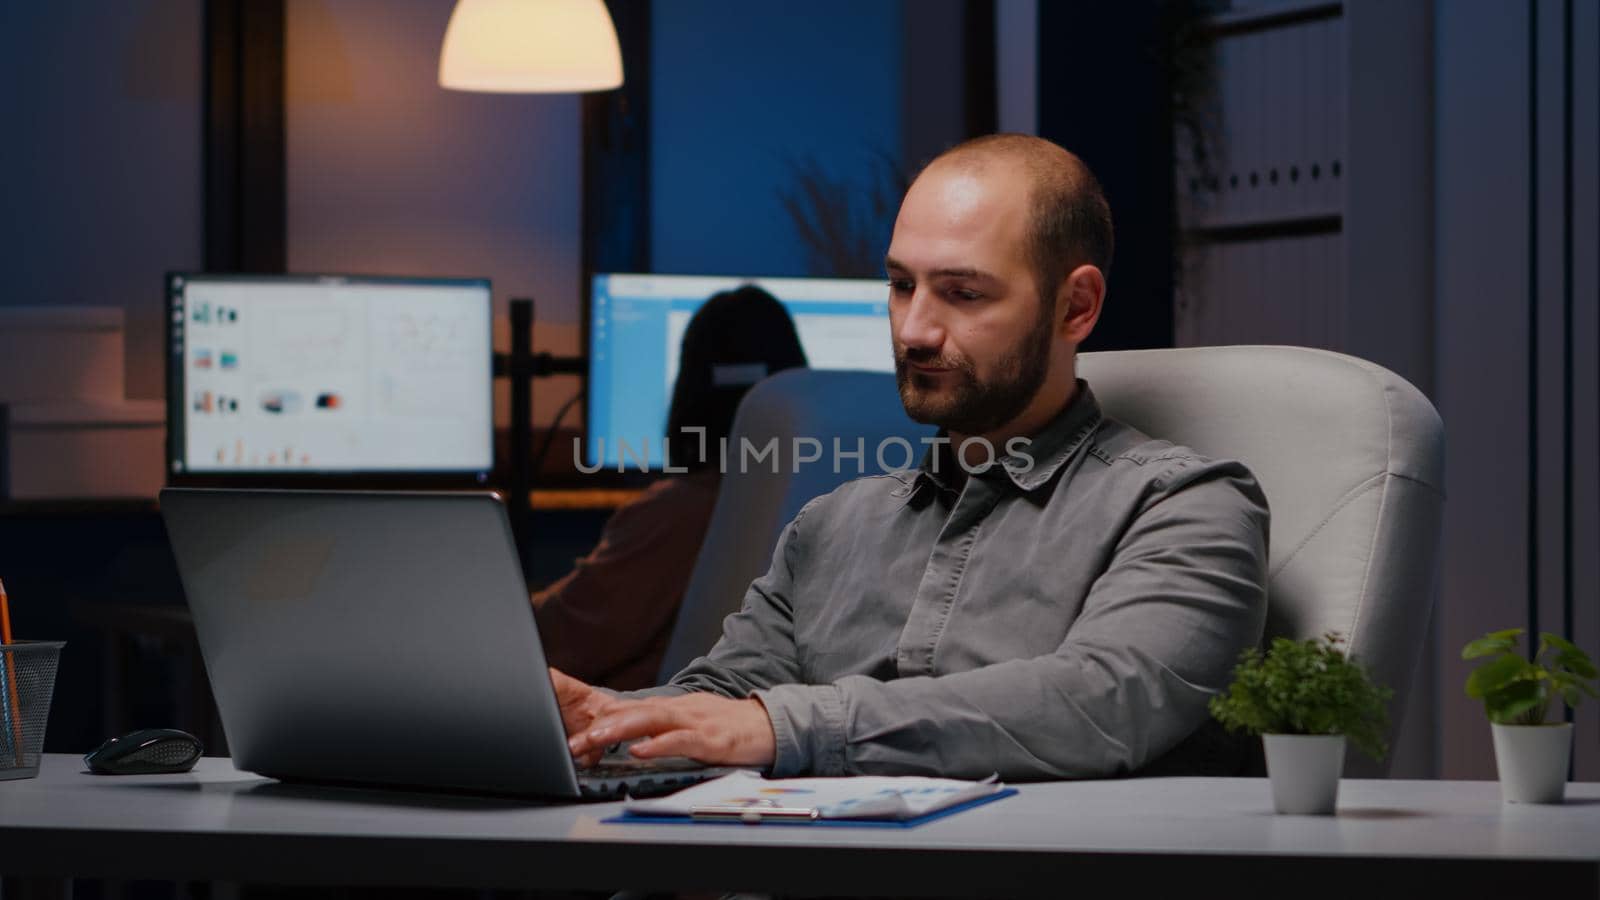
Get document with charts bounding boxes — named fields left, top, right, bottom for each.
left=621, top=770, right=1009, bottom=823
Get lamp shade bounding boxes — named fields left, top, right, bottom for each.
left=439, top=0, right=623, bottom=93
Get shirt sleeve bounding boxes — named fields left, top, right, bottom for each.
left=754, top=458, right=1270, bottom=779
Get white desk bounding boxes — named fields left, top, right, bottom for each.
left=1, top=755, right=1597, bottom=897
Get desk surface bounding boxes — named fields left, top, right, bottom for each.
left=2, top=756, right=1597, bottom=896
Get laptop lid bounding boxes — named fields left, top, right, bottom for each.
left=161, top=488, right=583, bottom=798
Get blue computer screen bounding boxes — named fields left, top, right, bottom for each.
left=586, top=273, right=893, bottom=469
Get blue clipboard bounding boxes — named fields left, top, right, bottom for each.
left=601, top=786, right=1017, bottom=828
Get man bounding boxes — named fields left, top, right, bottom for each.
left=557, top=134, right=1270, bottom=780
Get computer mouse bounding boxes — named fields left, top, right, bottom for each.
left=84, top=728, right=203, bottom=775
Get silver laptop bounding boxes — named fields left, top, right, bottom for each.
left=161, top=487, right=738, bottom=800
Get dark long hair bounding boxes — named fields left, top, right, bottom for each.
left=664, top=285, right=807, bottom=472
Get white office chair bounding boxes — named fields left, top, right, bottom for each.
left=656, top=368, right=933, bottom=683
left=661, top=347, right=1446, bottom=776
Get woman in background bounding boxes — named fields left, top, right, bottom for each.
left=531, top=285, right=807, bottom=690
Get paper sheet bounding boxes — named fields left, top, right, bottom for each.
left=623, top=770, right=1003, bottom=821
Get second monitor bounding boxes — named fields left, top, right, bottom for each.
left=586, top=273, right=892, bottom=470
left=168, top=273, right=494, bottom=481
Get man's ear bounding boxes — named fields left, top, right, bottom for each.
left=1056, top=264, right=1106, bottom=344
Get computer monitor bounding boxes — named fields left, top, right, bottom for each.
left=166, top=273, right=494, bottom=482
left=585, top=273, right=893, bottom=470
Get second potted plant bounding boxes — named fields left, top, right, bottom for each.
left=1210, top=632, right=1391, bottom=815
left=1463, top=628, right=1598, bottom=803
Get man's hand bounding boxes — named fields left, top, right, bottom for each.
left=565, top=690, right=778, bottom=769
left=549, top=667, right=625, bottom=767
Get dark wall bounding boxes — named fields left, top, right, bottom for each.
left=0, top=2, right=204, bottom=400
left=1037, top=2, right=1176, bottom=351
left=648, top=1, right=908, bottom=277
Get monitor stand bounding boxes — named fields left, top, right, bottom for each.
left=496, top=296, right=585, bottom=586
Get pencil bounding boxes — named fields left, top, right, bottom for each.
left=0, top=578, right=24, bottom=766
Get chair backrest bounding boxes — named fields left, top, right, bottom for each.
left=660, top=347, right=1446, bottom=775
left=1079, top=346, right=1444, bottom=774
left=657, top=369, right=933, bottom=681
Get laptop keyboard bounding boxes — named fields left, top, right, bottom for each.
left=579, top=757, right=708, bottom=777
left=576, top=756, right=720, bottom=800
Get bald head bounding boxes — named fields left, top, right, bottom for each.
left=916, top=134, right=1114, bottom=304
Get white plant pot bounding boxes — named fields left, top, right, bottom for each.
left=1491, top=722, right=1572, bottom=804
left=1262, top=734, right=1346, bottom=815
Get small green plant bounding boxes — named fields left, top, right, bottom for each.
left=1462, top=629, right=1599, bottom=725
left=1209, top=632, right=1392, bottom=760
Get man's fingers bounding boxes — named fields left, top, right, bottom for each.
left=569, top=704, right=682, bottom=757
left=575, top=706, right=676, bottom=751
left=550, top=668, right=630, bottom=738
left=628, top=729, right=703, bottom=760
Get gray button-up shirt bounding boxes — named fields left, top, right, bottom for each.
left=637, top=381, right=1269, bottom=780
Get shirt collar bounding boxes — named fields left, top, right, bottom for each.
left=892, top=379, right=1104, bottom=498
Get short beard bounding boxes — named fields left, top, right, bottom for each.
left=893, top=298, right=1054, bottom=436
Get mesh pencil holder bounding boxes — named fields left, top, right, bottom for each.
left=0, top=641, right=64, bottom=780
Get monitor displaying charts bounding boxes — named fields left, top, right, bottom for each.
left=167, top=273, right=494, bottom=479
left=586, top=273, right=893, bottom=469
